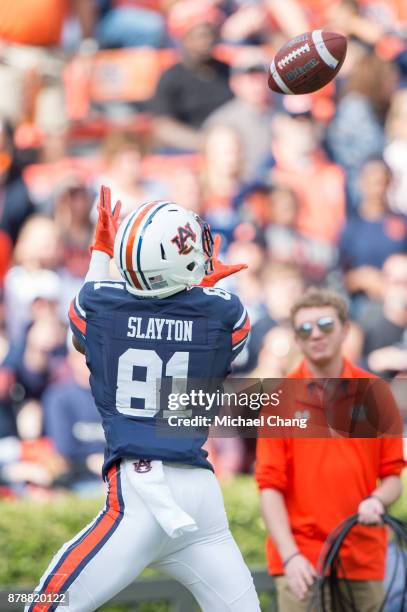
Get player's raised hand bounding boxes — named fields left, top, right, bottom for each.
left=200, top=234, right=247, bottom=287
left=90, top=185, right=122, bottom=258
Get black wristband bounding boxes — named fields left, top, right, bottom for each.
left=283, top=551, right=301, bottom=568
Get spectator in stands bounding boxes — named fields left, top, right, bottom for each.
left=368, top=331, right=407, bottom=378
left=168, top=166, right=203, bottom=214
left=151, top=0, right=233, bottom=150
left=53, top=177, right=93, bottom=279
left=360, top=254, right=407, bottom=376
left=327, top=54, right=399, bottom=210
left=2, top=292, right=66, bottom=402
left=4, top=218, right=63, bottom=342
left=205, top=48, right=275, bottom=181
left=96, top=0, right=168, bottom=49
left=220, top=234, right=268, bottom=375
left=95, top=130, right=165, bottom=219
left=339, top=158, right=407, bottom=315
left=224, top=236, right=266, bottom=327
left=384, top=89, right=407, bottom=215
left=42, top=341, right=105, bottom=495
left=246, top=264, right=304, bottom=372
left=325, top=0, right=393, bottom=45
left=250, top=326, right=301, bottom=378
left=220, top=1, right=273, bottom=45
left=221, top=0, right=369, bottom=45
left=0, top=120, right=33, bottom=286
left=0, top=120, right=33, bottom=246
left=220, top=0, right=336, bottom=47
left=0, top=0, right=97, bottom=132
left=256, top=287, right=404, bottom=610
left=266, top=0, right=398, bottom=45
left=353, top=0, right=407, bottom=38
left=201, top=125, right=243, bottom=238
left=261, top=185, right=337, bottom=283
left=269, top=113, right=345, bottom=246
left=0, top=399, right=66, bottom=498
left=0, top=367, right=18, bottom=451
left=342, top=320, right=365, bottom=365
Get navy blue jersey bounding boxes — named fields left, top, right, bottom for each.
left=69, top=282, right=250, bottom=477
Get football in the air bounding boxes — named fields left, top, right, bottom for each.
left=268, top=30, right=347, bottom=95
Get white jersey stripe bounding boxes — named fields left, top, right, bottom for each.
left=233, top=307, right=248, bottom=330
left=75, top=295, right=86, bottom=319
left=232, top=337, right=248, bottom=351
left=312, top=30, right=339, bottom=69
left=270, top=59, right=293, bottom=95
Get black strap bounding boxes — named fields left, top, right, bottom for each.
left=311, top=514, right=407, bottom=612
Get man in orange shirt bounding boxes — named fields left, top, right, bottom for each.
left=255, top=287, right=405, bottom=611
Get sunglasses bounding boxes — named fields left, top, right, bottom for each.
left=295, top=316, right=335, bottom=340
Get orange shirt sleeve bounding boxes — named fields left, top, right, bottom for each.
left=255, top=437, right=289, bottom=492
left=366, top=378, right=404, bottom=438
left=379, top=438, right=405, bottom=479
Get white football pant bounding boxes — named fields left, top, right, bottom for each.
left=26, top=461, right=261, bottom=612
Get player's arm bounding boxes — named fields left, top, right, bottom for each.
left=72, top=335, right=86, bottom=354
left=69, top=185, right=121, bottom=354
left=230, top=299, right=250, bottom=358
left=69, top=293, right=87, bottom=353
left=85, top=185, right=121, bottom=282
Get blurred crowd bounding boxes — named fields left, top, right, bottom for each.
left=0, top=0, right=407, bottom=497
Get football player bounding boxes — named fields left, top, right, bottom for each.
left=27, top=187, right=260, bottom=612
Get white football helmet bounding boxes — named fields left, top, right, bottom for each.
left=113, top=200, right=214, bottom=298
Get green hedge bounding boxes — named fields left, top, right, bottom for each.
left=0, top=477, right=266, bottom=587
left=1, top=471, right=406, bottom=590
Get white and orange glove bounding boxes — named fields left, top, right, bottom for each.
left=200, top=234, right=247, bottom=288
left=90, top=185, right=121, bottom=258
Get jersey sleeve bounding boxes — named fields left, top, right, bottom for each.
left=68, top=285, right=88, bottom=348
left=230, top=295, right=251, bottom=359
left=379, top=438, right=406, bottom=479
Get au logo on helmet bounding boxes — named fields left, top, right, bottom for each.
left=171, top=223, right=197, bottom=255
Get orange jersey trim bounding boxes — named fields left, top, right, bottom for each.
left=68, top=300, right=86, bottom=335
